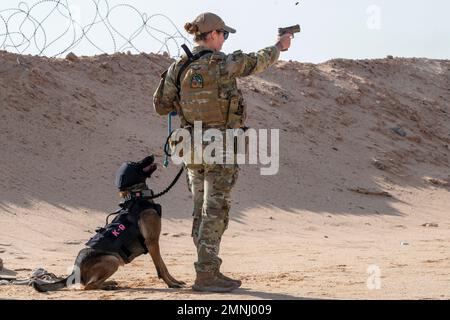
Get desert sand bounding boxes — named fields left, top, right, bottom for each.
left=0, top=50, right=449, bottom=300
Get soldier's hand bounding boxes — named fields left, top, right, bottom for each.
left=276, top=33, right=292, bottom=52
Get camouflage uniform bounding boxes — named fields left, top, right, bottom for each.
left=155, top=45, right=280, bottom=273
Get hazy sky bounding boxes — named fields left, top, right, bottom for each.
left=1, top=0, right=449, bottom=62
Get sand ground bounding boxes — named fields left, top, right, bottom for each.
left=0, top=51, right=449, bottom=299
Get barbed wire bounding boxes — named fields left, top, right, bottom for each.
left=0, top=0, right=192, bottom=57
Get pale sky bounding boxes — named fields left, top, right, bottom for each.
left=1, top=0, right=449, bottom=62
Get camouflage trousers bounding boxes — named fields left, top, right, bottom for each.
left=185, top=163, right=239, bottom=273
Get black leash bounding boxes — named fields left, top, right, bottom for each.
left=148, top=166, right=184, bottom=200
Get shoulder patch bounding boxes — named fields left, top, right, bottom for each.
left=190, top=73, right=204, bottom=89
left=229, top=50, right=245, bottom=62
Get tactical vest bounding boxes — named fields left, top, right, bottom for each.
left=85, top=200, right=162, bottom=264
left=176, top=50, right=246, bottom=129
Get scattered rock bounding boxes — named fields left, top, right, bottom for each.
left=64, top=240, right=82, bottom=245
left=65, top=52, right=79, bottom=62
left=372, top=158, right=387, bottom=170
left=391, top=126, right=407, bottom=137
left=400, top=241, right=410, bottom=246
left=421, top=223, right=439, bottom=228
left=407, top=136, right=422, bottom=144
left=280, top=93, right=290, bottom=101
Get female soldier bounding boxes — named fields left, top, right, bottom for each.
left=154, top=12, right=292, bottom=292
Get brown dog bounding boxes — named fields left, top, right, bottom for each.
left=32, top=155, right=185, bottom=292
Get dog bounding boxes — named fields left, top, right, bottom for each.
left=32, top=155, right=185, bottom=292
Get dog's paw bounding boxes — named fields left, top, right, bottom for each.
left=102, top=281, right=120, bottom=291
left=168, top=281, right=185, bottom=289
left=102, top=284, right=120, bottom=291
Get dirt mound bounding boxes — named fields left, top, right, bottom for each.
left=0, top=50, right=449, bottom=299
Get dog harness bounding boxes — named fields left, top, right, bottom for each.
left=86, top=196, right=162, bottom=264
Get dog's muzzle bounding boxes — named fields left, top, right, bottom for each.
left=115, top=155, right=157, bottom=191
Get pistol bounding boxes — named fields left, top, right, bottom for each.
left=278, top=25, right=301, bottom=38
left=278, top=25, right=301, bottom=52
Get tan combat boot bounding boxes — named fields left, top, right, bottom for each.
left=192, top=272, right=240, bottom=293
left=216, top=272, right=242, bottom=287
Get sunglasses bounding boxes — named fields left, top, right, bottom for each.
left=218, top=30, right=229, bottom=40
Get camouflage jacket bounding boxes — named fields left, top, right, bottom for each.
left=154, top=45, right=280, bottom=127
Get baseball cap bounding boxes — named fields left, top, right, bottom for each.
left=191, top=12, right=236, bottom=34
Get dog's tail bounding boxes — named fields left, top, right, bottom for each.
left=31, top=274, right=72, bottom=293
left=32, top=249, right=89, bottom=293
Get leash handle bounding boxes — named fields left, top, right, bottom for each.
left=163, top=111, right=178, bottom=168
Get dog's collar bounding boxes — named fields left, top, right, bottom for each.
left=119, top=190, right=154, bottom=202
